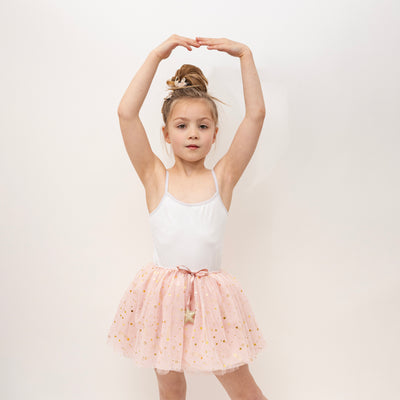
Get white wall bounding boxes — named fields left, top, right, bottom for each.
left=1, top=0, right=399, bottom=399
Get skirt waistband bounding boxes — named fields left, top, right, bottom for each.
left=153, top=263, right=222, bottom=274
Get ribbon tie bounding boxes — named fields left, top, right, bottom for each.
left=176, top=265, right=210, bottom=323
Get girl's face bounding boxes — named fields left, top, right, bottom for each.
left=163, top=98, right=218, bottom=162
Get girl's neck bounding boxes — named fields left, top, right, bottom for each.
left=169, top=161, right=208, bottom=177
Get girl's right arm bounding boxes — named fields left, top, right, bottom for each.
left=117, top=35, right=199, bottom=186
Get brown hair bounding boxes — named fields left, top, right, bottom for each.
left=161, top=64, right=223, bottom=126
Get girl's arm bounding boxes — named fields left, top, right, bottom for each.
left=117, top=35, right=200, bottom=186
left=196, top=38, right=266, bottom=187
left=117, top=51, right=161, bottom=186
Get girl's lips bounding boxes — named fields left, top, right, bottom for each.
left=186, top=145, right=199, bottom=149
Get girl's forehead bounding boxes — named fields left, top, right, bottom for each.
left=170, top=98, right=213, bottom=119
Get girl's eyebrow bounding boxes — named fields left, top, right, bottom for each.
left=173, top=117, right=212, bottom=122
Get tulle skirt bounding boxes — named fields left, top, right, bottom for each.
left=106, top=261, right=266, bottom=375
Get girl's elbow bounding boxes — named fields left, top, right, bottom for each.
left=118, top=106, right=138, bottom=120
left=248, top=108, right=266, bottom=121
left=117, top=106, right=127, bottom=118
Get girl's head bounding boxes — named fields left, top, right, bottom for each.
left=161, top=64, right=222, bottom=160
left=161, top=64, right=220, bottom=125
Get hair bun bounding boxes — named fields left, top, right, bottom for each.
left=166, top=64, right=208, bottom=92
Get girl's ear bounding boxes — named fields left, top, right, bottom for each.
left=162, top=126, right=170, bottom=144
left=213, top=127, right=219, bottom=142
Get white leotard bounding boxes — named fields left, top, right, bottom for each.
left=149, top=168, right=228, bottom=272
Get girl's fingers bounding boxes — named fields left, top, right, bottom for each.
left=196, top=36, right=218, bottom=40
left=177, top=35, right=200, bottom=47
left=176, top=38, right=198, bottom=50
left=206, top=45, right=224, bottom=51
left=179, top=41, right=192, bottom=51
left=198, top=39, right=229, bottom=49
left=196, top=37, right=216, bottom=44
left=189, top=40, right=201, bottom=47
left=197, top=37, right=225, bottom=44
left=184, top=40, right=200, bottom=47
left=196, top=36, right=246, bottom=57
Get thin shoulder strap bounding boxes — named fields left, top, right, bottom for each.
left=211, top=167, right=219, bottom=193
left=165, top=169, right=169, bottom=194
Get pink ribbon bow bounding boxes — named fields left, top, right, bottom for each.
left=176, top=265, right=211, bottom=316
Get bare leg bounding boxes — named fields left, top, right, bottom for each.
left=214, top=364, right=268, bottom=400
left=154, top=368, right=187, bottom=400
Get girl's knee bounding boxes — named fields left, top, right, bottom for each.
left=235, top=391, right=267, bottom=400
left=154, top=369, right=187, bottom=400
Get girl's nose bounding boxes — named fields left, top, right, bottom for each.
left=188, top=130, right=199, bottom=139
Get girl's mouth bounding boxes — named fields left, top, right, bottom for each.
left=186, top=145, right=199, bottom=149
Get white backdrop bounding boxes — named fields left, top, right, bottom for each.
left=1, top=0, right=399, bottom=399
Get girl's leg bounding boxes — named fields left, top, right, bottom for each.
left=213, top=364, right=268, bottom=400
left=154, top=368, right=187, bottom=400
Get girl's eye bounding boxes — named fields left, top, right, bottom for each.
left=177, top=124, right=185, bottom=128
left=200, top=125, right=208, bottom=129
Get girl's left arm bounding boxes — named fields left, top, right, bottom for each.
left=239, top=48, right=266, bottom=118
left=196, top=38, right=266, bottom=187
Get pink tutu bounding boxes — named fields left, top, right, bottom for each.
left=106, top=261, right=266, bottom=375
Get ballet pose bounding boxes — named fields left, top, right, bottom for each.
left=107, top=34, right=268, bottom=400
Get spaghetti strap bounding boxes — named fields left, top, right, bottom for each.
left=211, top=168, right=219, bottom=193
left=165, top=169, right=169, bottom=194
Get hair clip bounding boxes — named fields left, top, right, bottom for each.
left=174, top=77, right=188, bottom=88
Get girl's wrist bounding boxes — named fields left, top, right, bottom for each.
left=149, top=49, right=163, bottom=63
left=239, top=46, right=252, bottom=59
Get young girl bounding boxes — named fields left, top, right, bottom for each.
left=107, top=34, right=268, bottom=400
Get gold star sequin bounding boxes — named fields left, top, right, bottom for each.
left=184, top=307, right=195, bottom=323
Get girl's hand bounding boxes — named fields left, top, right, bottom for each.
left=153, top=34, right=200, bottom=61
left=195, top=37, right=250, bottom=58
